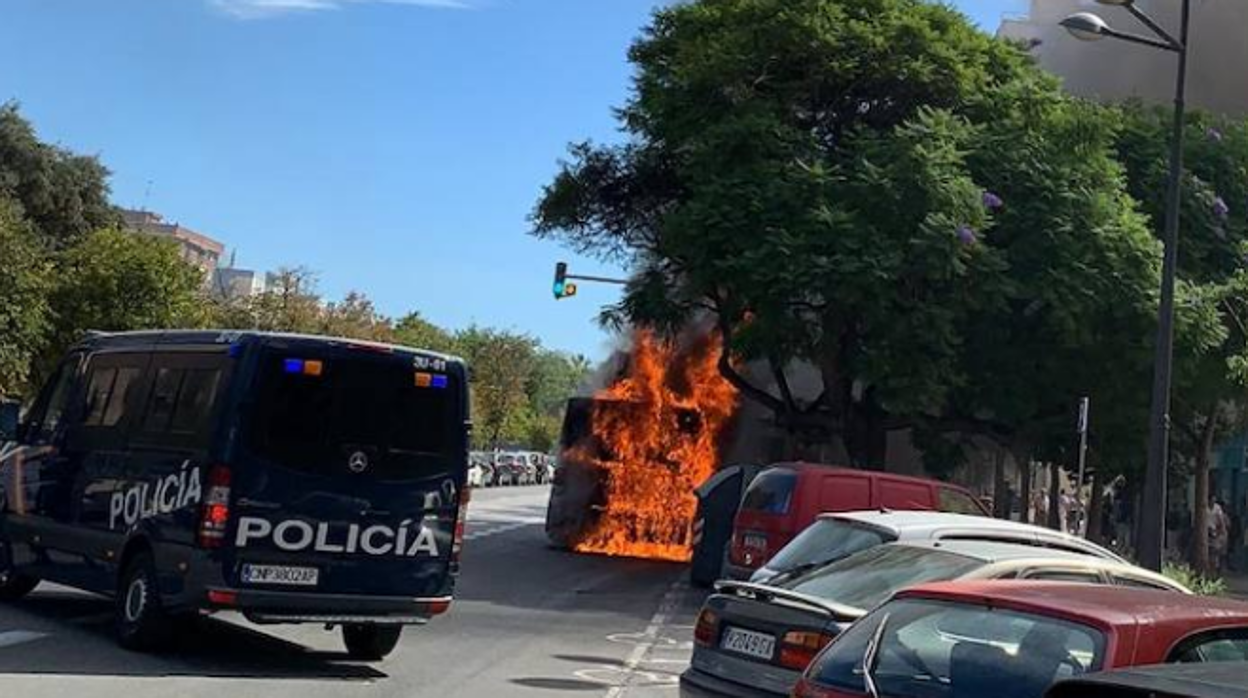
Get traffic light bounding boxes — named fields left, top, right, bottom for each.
left=553, top=262, right=578, bottom=300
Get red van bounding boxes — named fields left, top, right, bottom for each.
left=724, top=463, right=988, bottom=580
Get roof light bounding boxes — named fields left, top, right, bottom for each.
left=303, top=360, right=324, bottom=377
left=415, top=372, right=433, bottom=388
left=283, top=358, right=304, bottom=374
left=431, top=375, right=449, bottom=389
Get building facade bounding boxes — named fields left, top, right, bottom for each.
left=212, top=266, right=267, bottom=299
left=120, top=209, right=225, bottom=276
left=999, top=0, right=1248, bottom=116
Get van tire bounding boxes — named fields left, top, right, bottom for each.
left=342, top=624, right=402, bottom=660
left=0, top=570, right=38, bottom=601
left=115, top=552, right=173, bottom=652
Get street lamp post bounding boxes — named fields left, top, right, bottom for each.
left=1061, top=0, right=1191, bottom=571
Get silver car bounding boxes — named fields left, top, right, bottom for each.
left=749, top=510, right=1126, bottom=585
left=680, top=539, right=1187, bottom=698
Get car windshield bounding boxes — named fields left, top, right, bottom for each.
left=777, top=545, right=982, bottom=611
left=245, top=348, right=459, bottom=481
left=808, top=598, right=1105, bottom=698
left=765, top=519, right=894, bottom=575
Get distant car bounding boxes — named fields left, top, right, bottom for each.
left=681, top=540, right=1187, bottom=697
left=749, top=510, right=1126, bottom=584
left=1048, top=662, right=1248, bottom=698
left=794, top=582, right=1248, bottom=698
left=725, top=463, right=990, bottom=580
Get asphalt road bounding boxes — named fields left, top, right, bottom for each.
left=0, top=485, right=708, bottom=698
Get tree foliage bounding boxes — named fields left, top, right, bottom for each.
left=0, top=102, right=117, bottom=247
left=533, top=0, right=1166, bottom=469
left=0, top=196, right=52, bottom=397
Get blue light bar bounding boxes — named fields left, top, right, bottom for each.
left=431, top=375, right=449, bottom=389
left=283, top=358, right=305, bottom=374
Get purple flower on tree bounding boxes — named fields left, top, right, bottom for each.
left=956, top=225, right=978, bottom=246
left=1214, top=196, right=1230, bottom=221
left=982, top=191, right=1005, bottom=211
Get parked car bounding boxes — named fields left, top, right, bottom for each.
left=725, top=463, right=990, bottom=580
left=1048, top=662, right=1248, bottom=698
left=750, top=510, right=1126, bottom=584
left=793, top=582, right=1248, bottom=698
left=682, top=540, right=1186, bottom=697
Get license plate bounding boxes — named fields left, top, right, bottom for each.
left=241, top=564, right=319, bottom=587
left=743, top=534, right=768, bottom=550
left=721, top=626, right=776, bottom=660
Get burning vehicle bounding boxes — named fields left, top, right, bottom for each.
left=545, top=331, right=738, bottom=562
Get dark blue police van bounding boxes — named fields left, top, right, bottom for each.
left=0, top=330, right=471, bottom=660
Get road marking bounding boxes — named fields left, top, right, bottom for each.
left=0, top=631, right=48, bottom=649
left=464, top=521, right=540, bottom=541
left=603, top=578, right=686, bottom=697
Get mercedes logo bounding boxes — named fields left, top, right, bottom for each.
left=347, top=451, right=369, bottom=474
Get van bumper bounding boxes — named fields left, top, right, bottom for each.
left=205, top=587, right=452, bottom=625
left=720, top=561, right=757, bottom=582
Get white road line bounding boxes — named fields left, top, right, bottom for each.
left=604, top=578, right=686, bottom=698
left=464, top=521, right=540, bottom=541
left=0, top=631, right=48, bottom=649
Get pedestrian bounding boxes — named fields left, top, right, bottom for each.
left=1032, top=489, right=1048, bottom=528
left=1209, top=496, right=1230, bottom=575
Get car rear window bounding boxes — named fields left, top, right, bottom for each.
left=741, top=469, right=797, bottom=515
left=808, top=598, right=1105, bottom=698
left=245, top=349, right=459, bottom=481
left=765, top=519, right=893, bottom=574
left=778, top=544, right=981, bottom=611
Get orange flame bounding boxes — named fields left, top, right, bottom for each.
left=572, top=330, right=739, bottom=562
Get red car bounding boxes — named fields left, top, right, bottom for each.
left=793, top=581, right=1248, bottom=698
left=725, top=464, right=989, bottom=580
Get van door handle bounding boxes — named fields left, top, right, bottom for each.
left=236, top=498, right=281, bottom=510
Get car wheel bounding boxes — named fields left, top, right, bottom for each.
left=343, top=624, right=402, bottom=660
left=115, top=551, right=174, bottom=651
left=0, top=566, right=38, bottom=601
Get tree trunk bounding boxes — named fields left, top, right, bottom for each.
left=1018, top=452, right=1033, bottom=525
left=1087, top=467, right=1105, bottom=544
left=1048, top=463, right=1063, bottom=531
left=1192, top=410, right=1219, bottom=575
left=993, top=447, right=1009, bottom=520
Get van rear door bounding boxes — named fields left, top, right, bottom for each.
left=226, top=344, right=467, bottom=601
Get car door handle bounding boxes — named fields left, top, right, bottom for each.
left=236, top=498, right=281, bottom=510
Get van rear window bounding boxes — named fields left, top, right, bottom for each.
left=741, top=469, right=797, bottom=515
left=245, top=350, right=459, bottom=481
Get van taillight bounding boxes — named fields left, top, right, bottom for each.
left=451, top=487, right=470, bottom=563
left=198, top=466, right=232, bottom=549
left=791, top=678, right=838, bottom=698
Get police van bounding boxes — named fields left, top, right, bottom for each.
left=0, top=331, right=470, bottom=660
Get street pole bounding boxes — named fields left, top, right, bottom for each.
left=1138, top=0, right=1191, bottom=572
left=1076, top=397, right=1090, bottom=537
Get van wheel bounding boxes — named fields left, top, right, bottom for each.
left=0, top=569, right=39, bottom=601
left=342, top=624, right=402, bottom=660
left=115, top=552, right=173, bottom=651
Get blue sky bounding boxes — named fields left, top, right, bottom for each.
left=1, top=0, right=1027, bottom=359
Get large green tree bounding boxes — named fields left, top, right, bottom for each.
left=0, top=196, right=52, bottom=398
left=533, top=0, right=1163, bottom=469
left=41, top=228, right=208, bottom=379
left=0, top=103, right=117, bottom=247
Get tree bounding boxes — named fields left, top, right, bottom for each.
left=320, top=291, right=393, bottom=342
left=393, top=312, right=458, bottom=354
left=533, top=0, right=1161, bottom=469
left=1116, top=105, right=1248, bottom=573
left=454, top=327, right=540, bottom=449
left=0, top=196, right=52, bottom=398
left=0, top=103, right=117, bottom=247
left=43, top=228, right=207, bottom=377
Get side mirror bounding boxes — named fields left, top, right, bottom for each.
left=0, top=400, right=20, bottom=442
